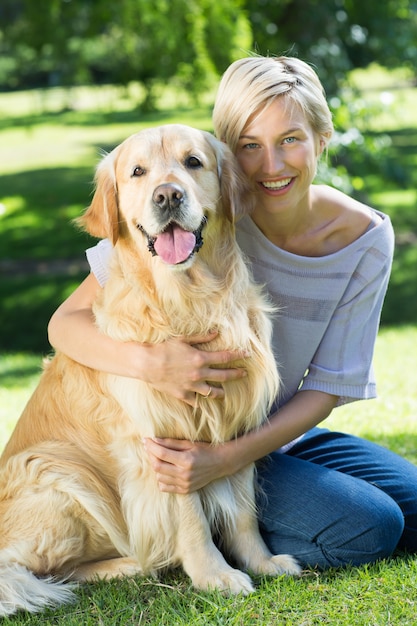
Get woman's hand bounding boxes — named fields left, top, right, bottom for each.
left=142, top=391, right=340, bottom=494
left=143, top=437, right=238, bottom=493
left=141, top=332, right=248, bottom=406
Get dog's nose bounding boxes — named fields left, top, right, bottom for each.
left=152, top=184, right=184, bottom=212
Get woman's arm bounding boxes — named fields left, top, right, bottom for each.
left=144, top=389, right=339, bottom=492
left=48, top=273, right=248, bottom=405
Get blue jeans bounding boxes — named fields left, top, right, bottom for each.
left=256, top=427, right=417, bottom=569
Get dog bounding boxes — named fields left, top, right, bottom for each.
left=0, top=124, right=300, bottom=616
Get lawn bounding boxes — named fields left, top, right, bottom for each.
left=1, top=68, right=417, bottom=624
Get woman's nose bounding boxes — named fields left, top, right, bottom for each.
left=263, top=146, right=284, bottom=174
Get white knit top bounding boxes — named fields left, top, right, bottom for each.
left=86, top=209, right=394, bottom=413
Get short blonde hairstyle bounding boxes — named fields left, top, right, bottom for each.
left=212, top=55, right=333, bottom=153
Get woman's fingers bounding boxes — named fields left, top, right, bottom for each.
left=143, top=437, right=225, bottom=493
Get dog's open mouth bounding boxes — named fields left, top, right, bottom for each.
left=137, top=217, right=207, bottom=265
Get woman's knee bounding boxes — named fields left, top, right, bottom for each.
left=320, top=495, right=405, bottom=568
left=260, top=490, right=405, bottom=570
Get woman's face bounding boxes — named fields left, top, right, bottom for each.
left=235, top=98, right=323, bottom=216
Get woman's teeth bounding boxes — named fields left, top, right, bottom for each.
left=261, top=178, right=292, bottom=189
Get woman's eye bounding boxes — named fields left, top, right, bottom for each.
left=243, top=142, right=259, bottom=149
left=132, top=166, right=145, bottom=177
left=283, top=136, right=297, bottom=145
left=185, top=155, right=203, bottom=169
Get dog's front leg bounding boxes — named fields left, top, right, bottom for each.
left=225, top=466, right=301, bottom=577
left=175, top=492, right=255, bottom=595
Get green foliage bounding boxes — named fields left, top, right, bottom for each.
left=319, top=71, right=417, bottom=325
left=245, top=0, right=417, bottom=95
left=0, top=0, right=252, bottom=106
left=2, top=0, right=417, bottom=103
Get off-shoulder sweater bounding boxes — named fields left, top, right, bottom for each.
left=86, top=210, right=394, bottom=415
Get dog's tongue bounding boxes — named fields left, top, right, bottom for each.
left=154, top=224, right=196, bottom=265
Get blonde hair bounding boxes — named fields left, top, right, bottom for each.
left=212, top=55, right=333, bottom=152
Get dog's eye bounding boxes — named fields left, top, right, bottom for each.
left=132, top=166, right=146, bottom=177
left=185, top=155, right=203, bottom=169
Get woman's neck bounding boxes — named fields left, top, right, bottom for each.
left=250, top=184, right=377, bottom=257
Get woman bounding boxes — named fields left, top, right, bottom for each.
left=48, top=55, right=417, bottom=569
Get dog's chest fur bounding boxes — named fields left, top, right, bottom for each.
left=91, top=242, right=279, bottom=445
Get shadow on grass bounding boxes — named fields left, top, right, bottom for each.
left=0, top=361, right=44, bottom=390
left=0, top=163, right=98, bottom=352
left=0, top=165, right=96, bottom=261
left=0, top=272, right=89, bottom=353
left=0, top=104, right=214, bottom=133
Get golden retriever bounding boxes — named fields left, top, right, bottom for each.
left=0, top=124, right=300, bottom=616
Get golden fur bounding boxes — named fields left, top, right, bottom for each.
left=0, top=124, right=299, bottom=616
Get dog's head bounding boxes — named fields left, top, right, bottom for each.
left=77, top=124, right=255, bottom=268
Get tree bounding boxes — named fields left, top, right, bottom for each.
left=1, top=0, right=415, bottom=114
left=0, top=0, right=107, bottom=89
left=0, top=0, right=252, bottom=105
left=243, top=0, right=417, bottom=95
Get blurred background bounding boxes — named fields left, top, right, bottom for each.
left=0, top=0, right=416, bottom=356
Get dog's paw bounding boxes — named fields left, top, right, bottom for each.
left=267, top=554, right=301, bottom=576
left=197, top=568, right=255, bottom=595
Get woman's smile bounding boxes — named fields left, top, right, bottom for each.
left=259, top=177, right=294, bottom=193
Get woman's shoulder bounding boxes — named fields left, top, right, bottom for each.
left=312, top=185, right=390, bottom=254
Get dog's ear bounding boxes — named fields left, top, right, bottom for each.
left=75, top=150, right=119, bottom=244
left=206, top=134, right=256, bottom=223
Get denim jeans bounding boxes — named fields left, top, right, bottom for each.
left=256, top=427, right=417, bottom=569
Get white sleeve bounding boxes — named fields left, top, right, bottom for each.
left=85, top=239, right=113, bottom=287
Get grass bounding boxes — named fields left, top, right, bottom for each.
left=2, top=561, right=417, bottom=625
left=0, top=68, right=417, bottom=623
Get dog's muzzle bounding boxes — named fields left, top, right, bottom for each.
left=137, top=217, right=207, bottom=265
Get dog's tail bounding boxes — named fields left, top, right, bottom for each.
left=0, top=561, right=76, bottom=617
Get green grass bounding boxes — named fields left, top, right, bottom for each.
left=2, top=561, right=417, bottom=625
left=1, top=69, right=417, bottom=624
